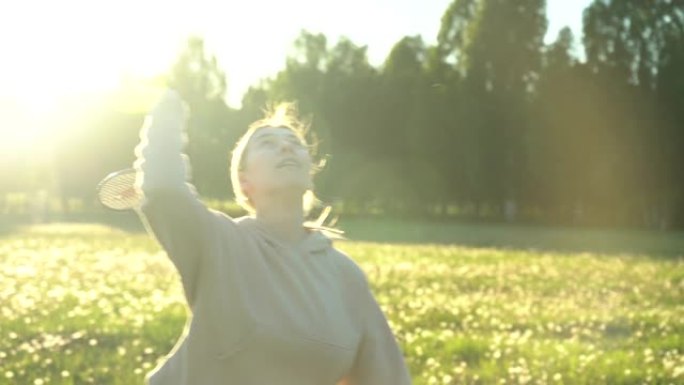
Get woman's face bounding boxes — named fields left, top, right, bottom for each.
left=240, top=126, right=313, bottom=203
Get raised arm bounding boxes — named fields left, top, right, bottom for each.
left=133, top=90, right=214, bottom=304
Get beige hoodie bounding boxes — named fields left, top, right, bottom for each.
left=133, top=91, right=413, bottom=385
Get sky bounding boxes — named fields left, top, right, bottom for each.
left=0, top=0, right=593, bottom=110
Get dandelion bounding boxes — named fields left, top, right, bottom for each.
left=643, top=348, right=654, bottom=363
left=1, top=225, right=681, bottom=384
left=70, top=331, right=84, bottom=340
left=673, top=366, right=684, bottom=378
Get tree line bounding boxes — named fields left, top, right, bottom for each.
left=4, top=0, right=683, bottom=229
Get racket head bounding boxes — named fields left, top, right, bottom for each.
left=96, top=168, right=142, bottom=211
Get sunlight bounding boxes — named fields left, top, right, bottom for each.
left=0, top=98, right=51, bottom=156
left=0, top=0, right=595, bottom=154
left=0, top=0, right=183, bottom=157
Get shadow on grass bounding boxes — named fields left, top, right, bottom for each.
left=338, top=218, right=684, bottom=259
left=0, top=211, right=145, bottom=239
left=0, top=222, right=21, bottom=238
left=3, top=213, right=683, bottom=259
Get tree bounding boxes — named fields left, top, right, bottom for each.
left=583, top=0, right=684, bottom=89
left=168, top=36, right=232, bottom=198
left=438, top=0, right=548, bottom=219
left=530, top=27, right=590, bottom=224
left=437, top=0, right=481, bottom=69
left=582, top=0, right=684, bottom=227
left=168, top=36, right=227, bottom=108
left=255, top=31, right=383, bottom=209
left=380, top=36, right=452, bottom=214
left=654, top=16, right=684, bottom=227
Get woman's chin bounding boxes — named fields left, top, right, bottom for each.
left=264, top=180, right=310, bottom=196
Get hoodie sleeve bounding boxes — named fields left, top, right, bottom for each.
left=345, top=268, right=413, bottom=385
left=133, top=89, right=222, bottom=305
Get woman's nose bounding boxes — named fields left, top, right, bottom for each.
left=279, top=140, right=294, bottom=153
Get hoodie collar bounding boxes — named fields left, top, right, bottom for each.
left=239, top=216, right=332, bottom=254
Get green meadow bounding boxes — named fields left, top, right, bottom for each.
left=0, top=222, right=682, bottom=384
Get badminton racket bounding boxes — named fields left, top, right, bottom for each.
left=96, top=168, right=141, bottom=211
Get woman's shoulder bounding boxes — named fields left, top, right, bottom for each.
left=327, top=245, right=371, bottom=291
left=203, top=211, right=253, bottom=232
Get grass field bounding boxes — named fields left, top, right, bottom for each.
left=0, top=222, right=682, bottom=384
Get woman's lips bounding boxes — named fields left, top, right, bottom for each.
left=277, top=158, right=300, bottom=168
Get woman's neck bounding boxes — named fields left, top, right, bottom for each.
left=253, top=195, right=308, bottom=245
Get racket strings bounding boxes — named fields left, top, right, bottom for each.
left=98, top=171, right=141, bottom=210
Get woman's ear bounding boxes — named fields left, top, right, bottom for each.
left=239, top=172, right=252, bottom=197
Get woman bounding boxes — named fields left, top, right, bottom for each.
left=133, top=89, right=413, bottom=385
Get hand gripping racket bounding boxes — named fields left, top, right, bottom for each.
left=96, top=168, right=142, bottom=211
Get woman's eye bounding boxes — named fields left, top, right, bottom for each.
left=256, top=137, right=303, bottom=149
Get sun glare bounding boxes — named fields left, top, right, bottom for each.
left=0, top=99, right=51, bottom=155
left=0, top=0, right=593, bottom=156
left=0, top=1, right=188, bottom=157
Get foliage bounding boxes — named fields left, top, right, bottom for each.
left=7, top=0, right=684, bottom=229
